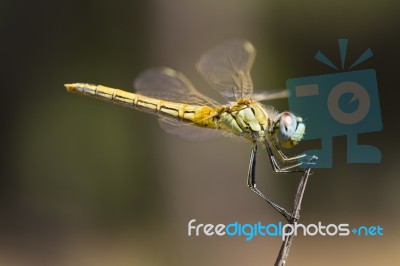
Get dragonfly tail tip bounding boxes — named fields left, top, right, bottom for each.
left=64, top=83, right=77, bottom=92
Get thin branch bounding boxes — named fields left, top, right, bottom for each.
left=274, top=168, right=312, bottom=266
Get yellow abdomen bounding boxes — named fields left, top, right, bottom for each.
left=65, top=83, right=218, bottom=128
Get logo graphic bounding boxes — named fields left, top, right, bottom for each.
left=286, top=39, right=382, bottom=168
left=187, top=219, right=383, bottom=241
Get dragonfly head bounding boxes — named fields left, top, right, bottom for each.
left=273, top=112, right=305, bottom=148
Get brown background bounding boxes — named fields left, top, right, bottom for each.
left=1, top=0, right=399, bottom=265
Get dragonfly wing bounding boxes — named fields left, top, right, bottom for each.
left=196, top=39, right=256, bottom=102
left=158, top=117, right=223, bottom=141
left=251, top=90, right=289, bottom=102
left=134, top=67, right=220, bottom=107
left=134, top=67, right=222, bottom=139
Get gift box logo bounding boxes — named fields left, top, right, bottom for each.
left=286, top=39, right=382, bottom=168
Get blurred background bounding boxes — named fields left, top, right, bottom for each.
left=1, top=0, right=399, bottom=265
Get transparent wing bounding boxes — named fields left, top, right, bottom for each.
left=134, top=67, right=220, bottom=108
left=134, top=67, right=222, bottom=140
left=158, top=117, right=223, bottom=141
left=251, top=90, right=289, bottom=102
left=196, top=39, right=256, bottom=102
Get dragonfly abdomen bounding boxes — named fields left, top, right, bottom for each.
left=65, top=83, right=218, bottom=128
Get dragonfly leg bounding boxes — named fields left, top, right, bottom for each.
left=266, top=143, right=317, bottom=173
left=247, top=144, right=293, bottom=222
left=274, top=144, right=306, bottom=162
left=265, top=143, right=303, bottom=173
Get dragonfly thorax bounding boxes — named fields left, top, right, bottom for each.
left=218, top=102, right=270, bottom=141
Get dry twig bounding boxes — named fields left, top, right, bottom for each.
left=274, top=168, right=312, bottom=266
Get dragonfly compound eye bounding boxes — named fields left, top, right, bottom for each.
left=279, top=112, right=297, bottom=140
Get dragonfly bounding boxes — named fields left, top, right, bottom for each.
left=65, top=39, right=317, bottom=221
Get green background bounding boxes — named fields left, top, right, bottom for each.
left=1, top=0, right=399, bottom=265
